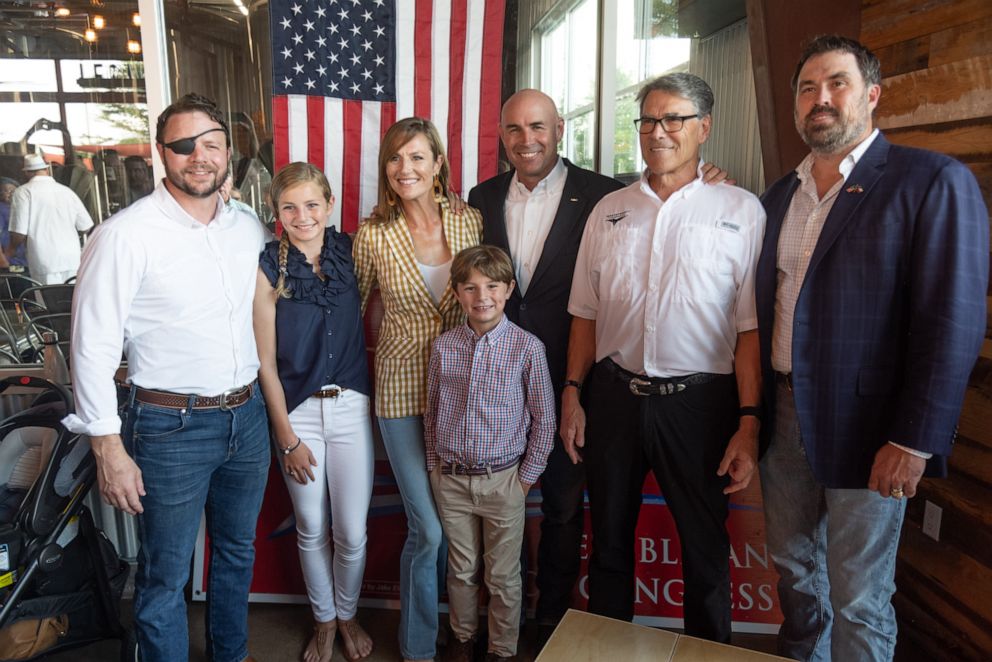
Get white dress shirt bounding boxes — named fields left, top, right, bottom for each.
left=504, top=157, right=567, bottom=294
left=568, top=163, right=765, bottom=377
left=64, top=183, right=265, bottom=436
left=8, top=174, right=94, bottom=281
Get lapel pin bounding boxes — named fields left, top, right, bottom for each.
left=569, top=197, right=579, bottom=202
left=845, top=184, right=864, bottom=194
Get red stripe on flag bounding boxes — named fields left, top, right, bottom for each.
left=447, top=0, right=468, bottom=195
left=341, top=100, right=364, bottom=234
left=478, top=0, right=506, bottom=181
left=307, top=95, right=325, bottom=169
left=381, top=102, right=396, bottom=138
left=413, top=0, right=433, bottom=118
left=273, top=95, right=290, bottom=171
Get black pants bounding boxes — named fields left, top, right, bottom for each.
left=583, top=360, right=737, bottom=643
left=534, top=433, right=586, bottom=623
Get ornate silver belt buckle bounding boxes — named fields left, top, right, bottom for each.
left=629, top=377, right=651, bottom=396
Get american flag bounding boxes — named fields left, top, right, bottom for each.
left=271, top=0, right=506, bottom=232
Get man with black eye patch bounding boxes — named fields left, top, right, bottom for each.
left=65, top=93, right=268, bottom=662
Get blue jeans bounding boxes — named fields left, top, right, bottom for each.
left=378, top=415, right=446, bottom=660
left=760, top=379, right=905, bottom=662
left=123, top=386, right=270, bottom=662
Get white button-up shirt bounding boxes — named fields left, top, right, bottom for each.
left=64, top=183, right=265, bottom=436
left=504, top=157, right=567, bottom=295
left=8, top=174, right=94, bottom=281
left=569, top=164, right=765, bottom=377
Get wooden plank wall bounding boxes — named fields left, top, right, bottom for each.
left=862, top=1, right=992, bottom=659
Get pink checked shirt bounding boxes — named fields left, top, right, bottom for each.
left=424, top=315, right=556, bottom=485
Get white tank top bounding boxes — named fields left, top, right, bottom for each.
left=417, top=258, right=452, bottom=305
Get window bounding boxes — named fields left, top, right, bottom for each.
left=529, top=0, right=760, bottom=190
left=611, top=0, right=690, bottom=177
left=536, top=0, right=598, bottom=170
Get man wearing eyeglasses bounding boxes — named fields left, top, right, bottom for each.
left=561, top=72, right=765, bottom=642
left=64, top=94, right=268, bottom=662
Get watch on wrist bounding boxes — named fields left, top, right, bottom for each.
left=739, top=406, right=762, bottom=421
left=564, top=380, right=582, bottom=392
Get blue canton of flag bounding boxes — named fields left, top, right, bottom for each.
left=271, top=0, right=395, bottom=101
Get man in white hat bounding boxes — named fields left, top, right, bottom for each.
left=7, top=154, right=94, bottom=284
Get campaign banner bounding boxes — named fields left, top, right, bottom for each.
left=193, top=454, right=782, bottom=633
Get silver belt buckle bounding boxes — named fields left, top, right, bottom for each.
left=218, top=386, right=243, bottom=411
left=629, top=377, right=651, bottom=396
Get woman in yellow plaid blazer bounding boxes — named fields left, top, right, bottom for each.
left=353, top=117, right=481, bottom=662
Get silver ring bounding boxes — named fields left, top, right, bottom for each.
left=890, top=486, right=904, bottom=498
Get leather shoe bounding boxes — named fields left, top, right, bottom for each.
left=442, top=635, right=476, bottom=662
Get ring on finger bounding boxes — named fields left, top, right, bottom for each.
left=890, top=486, right=904, bottom=498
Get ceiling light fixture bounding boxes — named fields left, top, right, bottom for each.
left=93, top=15, right=105, bottom=29
left=132, top=12, right=141, bottom=26
left=84, top=28, right=97, bottom=42
left=127, top=39, right=142, bottom=54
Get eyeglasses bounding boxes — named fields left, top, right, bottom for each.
left=159, top=127, right=227, bottom=155
left=634, top=114, right=699, bottom=134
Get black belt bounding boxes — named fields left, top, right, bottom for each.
left=603, top=358, right=717, bottom=396
left=130, top=381, right=257, bottom=411
left=440, top=457, right=520, bottom=476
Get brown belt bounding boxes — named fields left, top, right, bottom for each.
left=132, top=380, right=257, bottom=411
left=313, top=386, right=346, bottom=398
left=440, top=457, right=520, bottom=476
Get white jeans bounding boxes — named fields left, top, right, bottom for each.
left=282, top=388, right=374, bottom=622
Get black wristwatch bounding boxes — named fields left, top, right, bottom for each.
left=564, top=380, right=583, bottom=392
left=739, top=406, right=762, bottom=421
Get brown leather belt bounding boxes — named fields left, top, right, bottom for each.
left=313, top=386, right=346, bottom=398
left=440, top=457, right=520, bottom=476
left=132, top=380, right=257, bottom=411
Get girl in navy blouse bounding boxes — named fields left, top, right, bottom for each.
left=254, top=162, right=374, bottom=662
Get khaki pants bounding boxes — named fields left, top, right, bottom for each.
left=430, top=464, right=526, bottom=657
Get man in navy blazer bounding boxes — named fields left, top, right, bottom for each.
left=755, top=35, right=988, bottom=661
left=467, top=89, right=623, bottom=635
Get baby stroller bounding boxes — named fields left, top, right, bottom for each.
left=0, top=376, right=137, bottom=661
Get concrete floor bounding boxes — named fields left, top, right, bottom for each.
left=45, top=600, right=782, bottom=661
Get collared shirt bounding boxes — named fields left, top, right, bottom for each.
left=771, top=129, right=879, bottom=374
left=424, top=316, right=555, bottom=485
left=8, top=174, right=93, bottom=279
left=568, top=163, right=765, bottom=377
left=504, top=157, right=567, bottom=295
left=353, top=200, right=482, bottom=418
left=64, top=182, right=265, bottom=436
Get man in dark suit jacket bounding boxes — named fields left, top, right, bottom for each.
left=467, top=89, right=623, bottom=633
left=755, top=35, right=988, bottom=662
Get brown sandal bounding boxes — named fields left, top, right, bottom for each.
left=337, top=617, right=373, bottom=661
left=303, top=619, right=336, bottom=662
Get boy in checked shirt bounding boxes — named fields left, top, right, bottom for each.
left=425, top=245, right=555, bottom=662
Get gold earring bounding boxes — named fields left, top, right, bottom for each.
left=385, top=188, right=397, bottom=207
left=433, top=175, right=443, bottom=203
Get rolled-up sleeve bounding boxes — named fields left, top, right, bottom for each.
left=63, top=223, right=144, bottom=435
